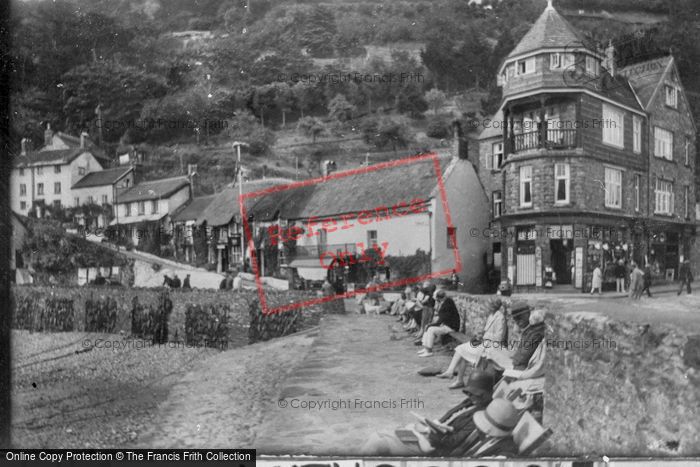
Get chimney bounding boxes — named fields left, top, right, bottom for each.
left=452, top=120, right=469, bottom=161
left=322, top=160, right=337, bottom=177
left=20, top=138, right=28, bottom=156
left=187, top=164, right=197, bottom=195
left=44, top=123, right=53, bottom=148
left=605, top=41, right=616, bottom=77
left=80, top=131, right=88, bottom=149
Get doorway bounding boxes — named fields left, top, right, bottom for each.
left=550, top=239, right=573, bottom=284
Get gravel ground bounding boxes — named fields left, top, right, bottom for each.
left=11, top=330, right=219, bottom=448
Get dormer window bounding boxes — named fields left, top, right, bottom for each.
left=665, top=85, right=678, bottom=108
left=585, top=56, right=599, bottom=77
left=516, top=58, right=535, bottom=75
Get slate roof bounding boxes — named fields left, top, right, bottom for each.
left=198, top=178, right=293, bottom=227
left=171, top=195, right=217, bottom=223
left=508, top=4, right=593, bottom=58
left=117, top=176, right=190, bottom=203
left=618, top=56, right=673, bottom=109
left=14, top=148, right=91, bottom=168
left=72, top=167, right=133, bottom=189
left=479, top=110, right=505, bottom=140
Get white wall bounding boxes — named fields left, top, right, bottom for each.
left=115, top=185, right=191, bottom=224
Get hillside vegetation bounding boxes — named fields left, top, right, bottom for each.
left=9, top=0, right=700, bottom=192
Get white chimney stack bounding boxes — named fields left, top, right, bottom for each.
left=605, top=41, right=616, bottom=77
left=80, top=131, right=89, bottom=149
left=20, top=138, right=28, bottom=156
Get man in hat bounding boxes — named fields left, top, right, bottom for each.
left=678, top=259, right=693, bottom=295
left=359, top=370, right=496, bottom=456
left=418, top=290, right=461, bottom=357
left=437, top=296, right=506, bottom=388
left=486, top=302, right=545, bottom=371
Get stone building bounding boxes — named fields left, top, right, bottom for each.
left=478, top=1, right=696, bottom=291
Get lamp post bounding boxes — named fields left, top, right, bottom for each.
left=232, top=141, right=249, bottom=270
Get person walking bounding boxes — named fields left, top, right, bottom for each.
left=590, top=264, right=602, bottom=295
left=614, top=260, right=626, bottom=293
left=678, top=259, right=693, bottom=295
left=641, top=264, right=653, bottom=298
left=182, top=274, right=191, bottom=289
left=628, top=262, right=643, bottom=300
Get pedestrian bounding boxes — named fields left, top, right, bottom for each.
left=590, top=264, right=602, bottom=295
left=171, top=274, right=181, bottom=288
left=628, top=262, right=643, bottom=300
left=614, top=260, right=626, bottom=293
left=225, top=270, right=235, bottom=289
left=450, top=269, right=460, bottom=289
left=641, top=263, right=653, bottom=298
left=182, top=274, right=191, bottom=289
left=678, top=259, right=693, bottom=295
left=232, top=272, right=242, bottom=291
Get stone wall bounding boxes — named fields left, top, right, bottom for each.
left=544, top=311, right=700, bottom=456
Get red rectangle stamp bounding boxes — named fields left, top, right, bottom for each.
left=240, top=152, right=461, bottom=315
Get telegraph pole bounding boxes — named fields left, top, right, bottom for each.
left=233, top=142, right=248, bottom=270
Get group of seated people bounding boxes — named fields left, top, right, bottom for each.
left=362, top=281, right=549, bottom=457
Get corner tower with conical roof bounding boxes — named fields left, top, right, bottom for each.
left=476, top=0, right=696, bottom=292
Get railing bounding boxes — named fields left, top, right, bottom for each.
left=510, top=129, right=577, bottom=153
left=292, top=243, right=358, bottom=260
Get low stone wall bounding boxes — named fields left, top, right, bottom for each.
left=544, top=311, right=700, bottom=457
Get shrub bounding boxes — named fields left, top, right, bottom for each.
left=185, top=303, right=230, bottom=349
left=85, top=295, right=118, bottom=333
left=426, top=116, right=451, bottom=139
left=13, top=295, right=75, bottom=332
left=131, top=290, right=172, bottom=344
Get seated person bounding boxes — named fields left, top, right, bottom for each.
left=404, top=286, right=425, bottom=332
left=486, top=306, right=546, bottom=372
left=418, top=290, right=461, bottom=357
left=414, top=281, right=436, bottom=340
left=360, top=370, right=496, bottom=456
left=438, top=297, right=506, bottom=388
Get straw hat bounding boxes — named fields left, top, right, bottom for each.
left=473, top=398, right=520, bottom=437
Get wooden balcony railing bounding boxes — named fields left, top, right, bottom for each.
left=510, top=129, right=578, bottom=153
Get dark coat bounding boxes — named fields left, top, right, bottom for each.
left=511, top=322, right=545, bottom=370
left=430, top=297, right=460, bottom=331
left=680, top=263, right=694, bottom=282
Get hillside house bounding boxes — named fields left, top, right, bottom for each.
left=171, top=195, right=216, bottom=263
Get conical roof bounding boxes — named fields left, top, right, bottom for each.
left=508, top=2, right=591, bottom=58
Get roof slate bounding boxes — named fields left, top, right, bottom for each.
left=72, top=167, right=133, bottom=189
left=618, top=56, right=672, bottom=109
left=117, top=177, right=190, bottom=203
left=171, top=195, right=217, bottom=222
left=509, top=5, right=592, bottom=58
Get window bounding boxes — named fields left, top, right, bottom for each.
left=125, top=203, right=132, bottom=217
left=634, top=174, right=641, bottom=212
left=19, top=184, right=26, bottom=196
left=446, top=226, right=457, bottom=249
left=19, top=168, right=24, bottom=176
left=550, top=53, right=561, bottom=69
left=685, top=186, right=690, bottom=219
left=519, top=166, right=533, bottom=207
left=517, top=58, right=535, bottom=75
left=54, top=182, right=61, bottom=194
left=554, top=163, right=570, bottom=204
left=665, top=85, right=678, bottom=108
left=602, top=104, right=624, bottom=148
left=79, top=167, right=86, bottom=176
left=37, top=183, right=44, bottom=196
left=74, top=197, right=80, bottom=206
left=562, top=53, right=575, bottom=67
left=493, top=191, right=503, bottom=218
left=54, top=165, right=61, bottom=174
left=604, top=167, right=622, bottom=209
left=151, top=200, right=158, bottom=214
left=654, top=127, right=673, bottom=160
left=491, top=142, right=503, bottom=169
left=633, top=116, right=642, bottom=154
left=138, top=201, right=145, bottom=215
left=102, top=194, right=108, bottom=205
left=367, top=230, right=378, bottom=248
left=685, top=137, right=691, bottom=166
left=654, top=179, right=674, bottom=215
left=88, top=196, right=94, bottom=204
left=506, top=65, right=515, bottom=80
left=37, top=166, right=43, bottom=175
left=20, top=201, right=26, bottom=210
left=585, top=56, right=599, bottom=76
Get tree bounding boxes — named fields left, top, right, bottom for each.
left=302, top=5, right=337, bottom=58
left=297, top=116, right=327, bottom=143
left=272, top=82, right=295, bottom=128
left=223, top=109, right=276, bottom=156
left=425, top=88, right=447, bottom=115
left=327, top=94, right=356, bottom=123
left=248, top=84, right=277, bottom=127
left=292, top=81, right=323, bottom=118
left=396, top=83, right=428, bottom=118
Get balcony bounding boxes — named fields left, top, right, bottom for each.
left=511, top=129, right=578, bottom=153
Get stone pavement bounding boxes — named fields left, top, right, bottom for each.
left=254, top=313, right=465, bottom=456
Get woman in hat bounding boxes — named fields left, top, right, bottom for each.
left=418, top=289, right=461, bottom=357
left=485, top=306, right=546, bottom=371
left=458, top=398, right=520, bottom=457
left=437, top=297, right=506, bottom=388
left=359, top=370, right=496, bottom=456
